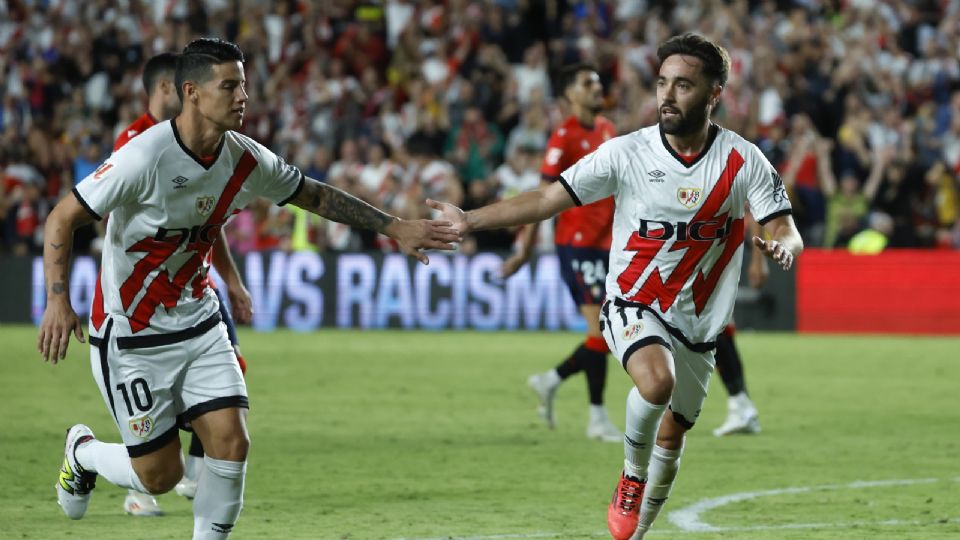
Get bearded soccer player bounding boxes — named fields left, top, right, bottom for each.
left=428, top=33, right=802, bottom=540
left=112, top=52, right=257, bottom=516
left=501, top=63, right=620, bottom=442
left=40, top=38, right=458, bottom=539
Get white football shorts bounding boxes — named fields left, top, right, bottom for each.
left=88, top=313, right=247, bottom=456
left=600, top=298, right=716, bottom=428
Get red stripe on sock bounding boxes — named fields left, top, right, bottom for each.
left=585, top=336, right=609, bottom=353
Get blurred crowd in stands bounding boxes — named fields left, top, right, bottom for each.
left=3, top=0, right=960, bottom=257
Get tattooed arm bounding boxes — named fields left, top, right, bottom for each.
left=290, top=177, right=459, bottom=264
left=38, top=193, right=96, bottom=363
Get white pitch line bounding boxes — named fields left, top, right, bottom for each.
left=396, top=516, right=960, bottom=540
left=669, top=477, right=942, bottom=532
left=395, top=477, right=960, bottom=540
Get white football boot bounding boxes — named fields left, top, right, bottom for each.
left=56, top=424, right=98, bottom=519
left=713, top=393, right=761, bottom=437
left=527, top=371, right=560, bottom=428
left=124, top=490, right=164, bottom=516
left=587, top=406, right=623, bottom=442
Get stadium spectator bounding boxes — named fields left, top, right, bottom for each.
left=3, top=0, right=960, bottom=253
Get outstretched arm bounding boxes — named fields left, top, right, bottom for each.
left=38, top=193, right=95, bottom=363
left=427, top=180, right=576, bottom=236
left=753, top=214, right=804, bottom=271
left=291, top=177, right=459, bottom=264
left=501, top=180, right=553, bottom=278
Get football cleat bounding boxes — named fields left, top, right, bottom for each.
left=587, top=417, right=623, bottom=443
left=713, top=409, right=761, bottom=437
left=607, top=471, right=645, bottom=540
left=527, top=372, right=558, bottom=428
left=56, top=424, right=98, bottom=520
left=175, top=476, right=198, bottom=500
left=124, top=490, right=164, bottom=516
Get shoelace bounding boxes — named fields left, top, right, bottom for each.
left=616, top=477, right=643, bottom=514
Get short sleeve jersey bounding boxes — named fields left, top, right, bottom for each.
left=75, top=120, right=304, bottom=337
left=113, top=112, right=158, bottom=152
left=541, top=115, right=617, bottom=249
left=559, top=124, right=792, bottom=345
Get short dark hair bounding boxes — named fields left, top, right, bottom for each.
left=142, top=53, right=179, bottom=96
left=175, top=38, right=245, bottom=101
left=558, top=63, right=598, bottom=95
left=657, top=33, right=730, bottom=87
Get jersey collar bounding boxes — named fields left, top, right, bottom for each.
left=170, top=118, right=226, bottom=170
left=659, top=123, right=719, bottom=169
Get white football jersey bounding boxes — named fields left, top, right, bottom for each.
left=560, top=124, right=792, bottom=346
left=75, top=120, right=304, bottom=337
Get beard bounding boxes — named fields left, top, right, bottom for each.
left=659, top=97, right=711, bottom=137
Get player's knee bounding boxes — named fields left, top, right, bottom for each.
left=204, top=430, right=250, bottom=461
left=630, top=361, right=675, bottom=403
left=134, top=461, right=184, bottom=494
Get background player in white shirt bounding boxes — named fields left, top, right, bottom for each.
left=429, top=33, right=803, bottom=540
left=39, top=38, right=458, bottom=539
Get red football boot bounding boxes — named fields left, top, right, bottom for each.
left=607, top=471, right=645, bottom=540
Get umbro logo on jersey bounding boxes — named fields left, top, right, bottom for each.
left=647, top=170, right=665, bottom=182
left=171, top=176, right=189, bottom=189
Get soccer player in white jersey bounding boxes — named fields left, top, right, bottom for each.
left=38, top=38, right=458, bottom=539
left=428, top=33, right=803, bottom=540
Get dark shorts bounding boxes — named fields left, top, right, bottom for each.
left=213, top=287, right=239, bottom=346
left=556, top=245, right=609, bottom=307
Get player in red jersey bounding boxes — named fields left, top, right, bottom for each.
left=429, top=34, right=802, bottom=540
left=113, top=54, right=182, bottom=152
left=502, top=64, right=621, bottom=442
left=40, top=38, right=458, bottom=538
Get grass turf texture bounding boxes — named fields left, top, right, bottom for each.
left=2, top=326, right=958, bottom=539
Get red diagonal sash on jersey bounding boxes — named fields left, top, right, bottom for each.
left=121, top=150, right=257, bottom=332
left=618, top=149, right=744, bottom=313
left=692, top=216, right=744, bottom=315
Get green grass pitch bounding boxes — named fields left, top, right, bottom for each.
left=2, top=325, right=958, bottom=539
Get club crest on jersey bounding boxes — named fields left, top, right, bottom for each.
left=677, top=187, right=702, bottom=209
left=196, top=196, right=216, bottom=217
left=129, top=416, right=154, bottom=439
left=623, top=321, right=644, bottom=341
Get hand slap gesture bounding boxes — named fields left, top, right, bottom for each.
left=387, top=218, right=461, bottom=265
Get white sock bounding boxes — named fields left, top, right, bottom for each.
left=623, top=387, right=667, bottom=480
left=589, top=404, right=608, bottom=423
left=636, top=444, right=683, bottom=533
left=193, top=456, right=246, bottom=539
left=729, top=392, right=757, bottom=415
left=545, top=369, right=562, bottom=387
left=184, top=454, right=203, bottom=481
left=75, top=439, right=149, bottom=493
